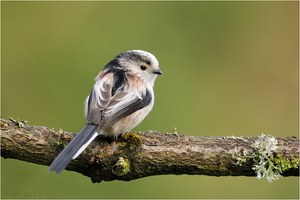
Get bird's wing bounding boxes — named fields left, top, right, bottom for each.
left=86, top=70, right=152, bottom=127
left=103, top=88, right=152, bottom=128
left=86, top=70, right=114, bottom=124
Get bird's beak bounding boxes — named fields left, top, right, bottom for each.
left=153, top=69, right=163, bottom=75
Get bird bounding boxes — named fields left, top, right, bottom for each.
left=49, top=50, right=162, bottom=173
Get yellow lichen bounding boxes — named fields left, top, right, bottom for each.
left=118, top=131, right=142, bottom=150
left=272, top=154, right=299, bottom=172
left=55, top=141, right=63, bottom=147
left=0, top=120, right=9, bottom=128
left=9, top=117, right=29, bottom=128
left=112, top=157, right=130, bottom=176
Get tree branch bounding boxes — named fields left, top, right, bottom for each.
left=1, top=118, right=299, bottom=183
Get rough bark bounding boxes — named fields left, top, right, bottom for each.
left=1, top=118, right=299, bottom=183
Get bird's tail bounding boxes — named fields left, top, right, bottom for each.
left=49, top=123, right=98, bottom=173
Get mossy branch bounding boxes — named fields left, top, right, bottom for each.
left=1, top=118, right=299, bottom=183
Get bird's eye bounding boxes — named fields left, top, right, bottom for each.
left=140, top=65, right=147, bottom=71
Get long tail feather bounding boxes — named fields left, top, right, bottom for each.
left=49, top=123, right=98, bottom=173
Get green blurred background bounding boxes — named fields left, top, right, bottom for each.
left=1, top=1, right=299, bottom=199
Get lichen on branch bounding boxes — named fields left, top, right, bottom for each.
left=1, top=118, right=299, bottom=183
left=232, top=133, right=299, bottom=182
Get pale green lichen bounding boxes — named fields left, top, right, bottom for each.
left=9, top=117, right=29, bottom=128
left=164, top=128, right=181, bottom=137
left=232, top=133, right=299, bottom=183
left=56, top=128, right=64, bottom=135
left=232, top=147, right=250, bottom=166
left=172, top=127, right=177, bottom=134
left=251, top=133, right=281, bottom=182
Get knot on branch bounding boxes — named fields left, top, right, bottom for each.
left=112, top=157, right=130, bottom=176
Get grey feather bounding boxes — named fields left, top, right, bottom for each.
left=49, top=123, right=98, bottom=174
left=103, top=90, right=152, bottom=129
left=87, top=68, right=152, bottom=130
left=87, top=71, right=113, bottom=124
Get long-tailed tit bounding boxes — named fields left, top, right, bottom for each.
left=49, top=50, right=162, bottom=173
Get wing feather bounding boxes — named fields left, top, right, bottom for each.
left=86, top=69, right=152, bottom=128
left=87, top=71, right=114, bottom=124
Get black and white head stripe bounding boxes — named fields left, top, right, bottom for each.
left=104, top=50, right=159, bottom=70
left=117, top=50, right=152, bottom=65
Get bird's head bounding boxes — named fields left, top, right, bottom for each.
left=115, top=50, right=162, bottom=85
